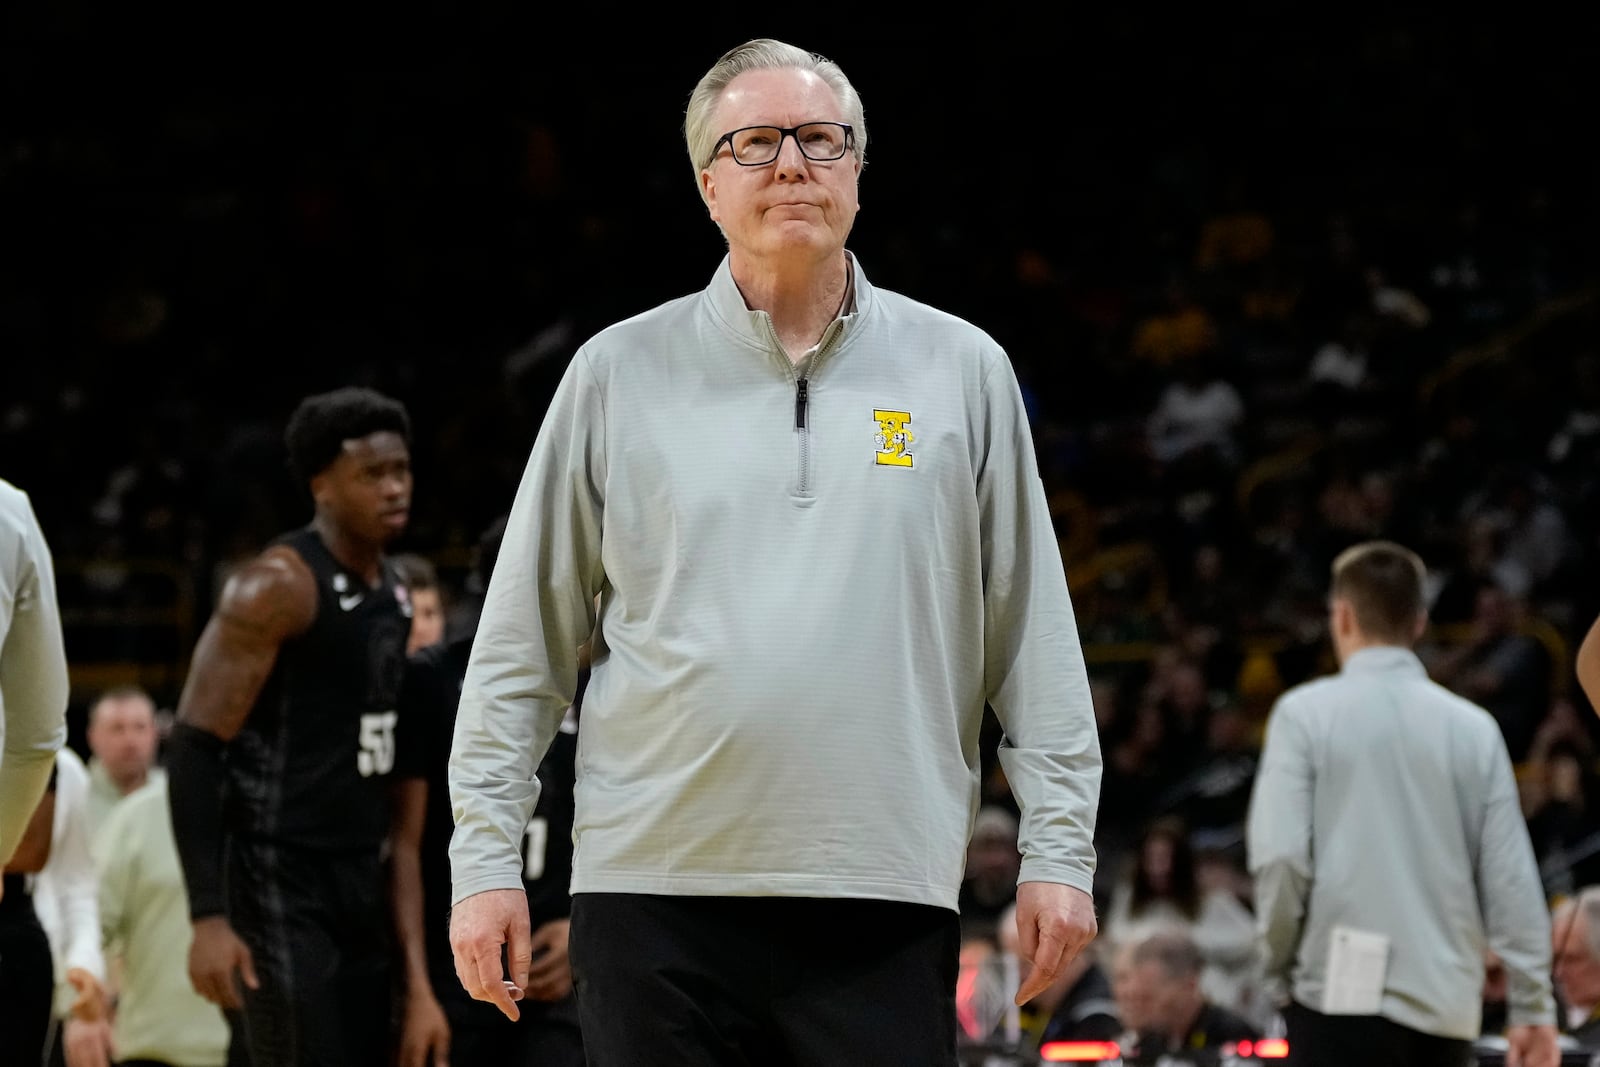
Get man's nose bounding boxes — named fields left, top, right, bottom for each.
left=773, top=132, right=809, bottom=179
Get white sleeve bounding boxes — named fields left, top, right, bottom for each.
left=32, top=748, right=106, bottom=1016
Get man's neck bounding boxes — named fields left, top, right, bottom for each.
left=730, top=252, right=850, bottom=363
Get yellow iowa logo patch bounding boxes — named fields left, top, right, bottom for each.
left=874, top=409, right=914, bottom=467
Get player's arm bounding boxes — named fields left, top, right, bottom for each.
left=167, top=547, right=316, bottom=1008
left=1578, top=611, right=1600, bottom=716
left=390, top=773, right=450, bottom=1067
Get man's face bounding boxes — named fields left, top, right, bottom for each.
left=87, top=696, right=158, bottom=786
left=1554, top=906, right=1600, bottom=1011
left=1113, top=949, right=1157, bottom=1031
left=313, top=431, right=412, bottom=547
left=700, top=67, right=861, bottom=266
left=1136, top=960, right=1194, bottom=1033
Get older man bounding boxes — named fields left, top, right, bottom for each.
left=445, top=35, right=1102, bottom=1066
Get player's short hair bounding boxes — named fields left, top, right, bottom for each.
left=284, top=386, right=411, bottom=486
left=1329, top=539, right=1427, bottom=643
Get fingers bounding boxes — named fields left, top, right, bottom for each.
left=1014, top=924, right=1066, bottom=1006
left=204, top=965, right=244, bottom=1012
left=473, top=947, right=521, bottom=1021
left=399, top=1031, right=427, bottom=1067
left=236, top=941, right=260, bottom=991
left=507, top=914, right=534, bottom=992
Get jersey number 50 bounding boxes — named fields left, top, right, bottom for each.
left=358, top=711, right=399, bottom=777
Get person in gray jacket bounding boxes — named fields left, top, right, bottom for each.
left=445, top=36, right=1103, bottom=1065
left=1247, top=539, right=1558, bottom=1067
left=0, top=476, right=69, bottom=874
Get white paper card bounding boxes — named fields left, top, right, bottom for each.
left=1322, top=925, right=1390, bottom=1015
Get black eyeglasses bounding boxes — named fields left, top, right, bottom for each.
left=709, top=122, right=854, bottom=168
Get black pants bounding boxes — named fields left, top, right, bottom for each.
left=0, top=874, right=53, bottom=1067
left=1284, top=1001, right=1474, bottom=1067
left=442, top=989, right=586, bottom=1067
left=227, top=840, right=390, bottom=1067
left=570, top=894, right=960, bottom=1067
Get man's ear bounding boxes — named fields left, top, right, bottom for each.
left=309, top=470, right=331, bottom=509
left=1329, top=597, right=1355, bottom=641
left=701, top=170, right=720, bottom=224
left=1412, top=611, right=1429, bottom=644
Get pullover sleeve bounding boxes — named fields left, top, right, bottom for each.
left=448, top=350, right=607, bottom=903
left=0, top=484, right=69, bottom=865
left=1477, top=729, right=1558, bottom=1027
left=979, top=357, right=1102, bottom=894
left=1246, top=698, right=1314, bottom=1000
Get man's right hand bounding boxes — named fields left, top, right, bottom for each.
left=189, top=915, right=259, bottom=1010
left=449, top=888, right=531, bottom=1022
left=1504, top=1023, right=1561, bottom=1067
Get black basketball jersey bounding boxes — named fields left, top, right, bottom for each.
left=222, top=526, right=413, bottom=851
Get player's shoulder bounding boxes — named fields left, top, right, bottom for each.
left=214, top=541, right=318, bottom=629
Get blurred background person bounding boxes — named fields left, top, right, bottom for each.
left=83, top=684, right=164, bottom=855
left=70, top=772, right=236, bottom=1067
left=1111, top=928, right=1260, bottom=1065
left=392, top=551, right=446, bottom=657
left=1550, top=888, right=1600, bottom=1048
left=1102, top=815, right=1261, bottom=1023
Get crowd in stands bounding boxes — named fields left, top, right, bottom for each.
left=4, top=10, right=1600, bottom=1065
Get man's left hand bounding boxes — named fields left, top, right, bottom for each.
left=1011, top=880, right=1097, bottom=1006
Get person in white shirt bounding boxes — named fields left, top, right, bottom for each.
left=32, top=746, right=110, bottom=1066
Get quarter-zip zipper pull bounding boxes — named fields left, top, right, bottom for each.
left=795, top=378, right=809, bottom=429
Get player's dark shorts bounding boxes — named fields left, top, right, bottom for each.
left=226, top=837, right=390, bottom=1067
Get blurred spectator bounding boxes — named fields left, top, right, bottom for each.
left=83, top=684, right=164, bottom=856
left=1551, top=888, right=1600, bottom=1047
left=1102, top=816, right=1260, bottom=1021
left=1424, top=578, right=1551, bottom=762
left=959, top=806, right=1022, bottom=942
left=30, top=747, right=109, bottom=1067
left=392, top=551, right=446, bottom=656
left=1522, top=701, right=1600, bottom=897
left=82, top=776, right=235, bottom=1067
left=1111, top=928, right=1260, bottom=1065
left=1130, top=275, right=1221, bottom=371
left=1150, top=702, right=1261, bottom=850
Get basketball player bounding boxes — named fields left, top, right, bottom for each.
left=167, top=386, right=422, bottom=1067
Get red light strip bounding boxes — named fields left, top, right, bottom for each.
left=1039, top=1040, right=1122, bottom=1061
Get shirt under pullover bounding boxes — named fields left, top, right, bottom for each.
left=448, top=253, right=1101, bottom=910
